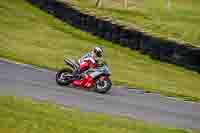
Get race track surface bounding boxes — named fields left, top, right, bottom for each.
left=0, top=59, right=200, bottom=130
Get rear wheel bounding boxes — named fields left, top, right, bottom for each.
left=94, top=77, right=112, bottom=94
left=56, top=68, right=73, bottom=86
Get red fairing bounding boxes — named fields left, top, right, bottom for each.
left=72, top=74, right=95, bottom=89
left=82, top=74, right=95, bottom=88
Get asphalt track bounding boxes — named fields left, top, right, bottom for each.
left=0, top=59, right=200, bottom=130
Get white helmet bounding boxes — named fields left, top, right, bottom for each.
left=93, top=47, right=103, bottom=57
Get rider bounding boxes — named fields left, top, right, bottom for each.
left=78, top=46, right=103, bottom=73
left=73, top=47, right=104, bottom=88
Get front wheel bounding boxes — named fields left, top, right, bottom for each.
left=94, top=77, right=112, bottom=94
left=56, top=68, right=73, bottom=86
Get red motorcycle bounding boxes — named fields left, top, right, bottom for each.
left=56, top=58, right=112, bottom=94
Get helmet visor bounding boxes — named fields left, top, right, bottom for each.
left=96, top=51, right=102, bottom=57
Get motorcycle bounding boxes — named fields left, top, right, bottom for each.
left=56, top=58, right=112, bottom=94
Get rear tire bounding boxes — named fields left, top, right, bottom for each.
left=56, top=68, right=73, bottom=86
left=94, top=77, right=112, bottom=94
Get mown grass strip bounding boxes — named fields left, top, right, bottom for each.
left=0, top=96, right=196, bottom=133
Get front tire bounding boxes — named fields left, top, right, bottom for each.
left=56, top=68, right=73, bottom=86
left=94, top=77, right=112, bottom=94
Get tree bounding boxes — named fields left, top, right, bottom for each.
left=124, top=0, right=128, bottom=8
left=96, top=0, right=102, bottom=8
left=167, top=0, right=171, bottom=12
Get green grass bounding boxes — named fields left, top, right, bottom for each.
left=1, top=0, right=200, bottom=101
left=63, top=0, right=200, bottom=47
left=0, top=96, right=196, bottom=133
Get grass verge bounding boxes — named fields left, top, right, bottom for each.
left=0, top=96, right=196, bottom=133
left=0, top=0, right=200, bottom=101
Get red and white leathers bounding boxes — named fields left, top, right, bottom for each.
left=78, top=53, right=97, bottom=72
left=72, top=53, right=97, bottom=88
